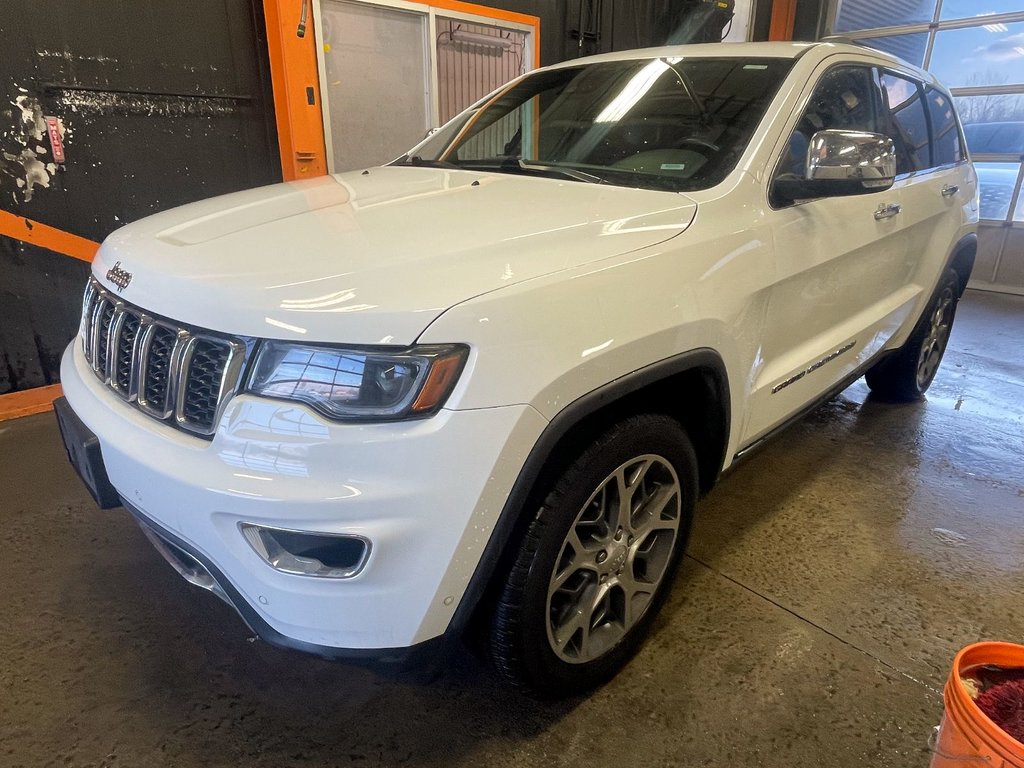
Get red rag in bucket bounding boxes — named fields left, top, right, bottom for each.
left=976, top=678, right=1024, bottom=744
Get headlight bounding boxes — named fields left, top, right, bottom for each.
left=247, top=341, right=468, bottom=420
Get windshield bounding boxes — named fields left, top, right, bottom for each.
left=395, top=57, right=795, bottom=193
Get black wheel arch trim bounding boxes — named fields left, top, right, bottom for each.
left=945, top=232, right=977, bottom=297
left=442, top=347, right=730, bottom=653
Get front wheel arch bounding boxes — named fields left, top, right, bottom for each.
left=488, top=414, right=700, bottom=695
left=450, top=348, right=730, bottom=652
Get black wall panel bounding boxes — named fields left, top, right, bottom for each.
left=0, top=0, right=280, bottom=394
left=477, top=0, right=731, bottom=65
left=0, top=238, right=90, bottom=394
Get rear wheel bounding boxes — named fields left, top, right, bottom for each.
left=866, top=267, right=960, bottom=401
left=489, top=414, right=698, bottom=697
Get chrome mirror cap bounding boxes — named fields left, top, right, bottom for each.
left=806, top=129, right=897, bottom=186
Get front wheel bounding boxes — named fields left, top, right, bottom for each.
left=488, top=414, right=698, bottom=697
left=865, top=267, right=960, bottom=401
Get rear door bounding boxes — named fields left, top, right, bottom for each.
left=744, top=62, right=911, bottom=444
left=886, top=72, right=975, bottom=303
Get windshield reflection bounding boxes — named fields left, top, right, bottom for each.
left=395, top=57, right=794, bottom=193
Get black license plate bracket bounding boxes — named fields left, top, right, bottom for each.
left=53, top=396, right=121, bottom=509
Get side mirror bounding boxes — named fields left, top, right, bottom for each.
left=774, top=129, right=897, bottom=204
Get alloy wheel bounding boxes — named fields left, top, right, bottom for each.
left=916, top=287, right=955, bottom=390
left=545, top=455, right=681, bottom=664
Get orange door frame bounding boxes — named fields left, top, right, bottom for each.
left=307, top=0, right=540, bottom=174
left=768, top=0, right=799, bottom=40
left=263, top=0, right=540, bottom=183
left=264, top=0, right=329, bottom=180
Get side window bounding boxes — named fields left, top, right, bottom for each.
left=925, top=86, right=963, bottom=167
left=778, top=65, right=883, bottom=180
left=880, top=72, right=930, bottom=173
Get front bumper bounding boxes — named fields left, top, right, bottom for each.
left=60, top=341, right=546, bottom=654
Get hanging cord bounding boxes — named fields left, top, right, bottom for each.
left=721, top=16, right=733, bottom=40
left=297, top=0, right=309, bottom=38
left=577, top=0, right=585, bottom=54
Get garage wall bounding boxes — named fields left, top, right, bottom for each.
left=473, top=0, right=743, bottom=64
left=0, top=0, right=281, bottom=395
left=0, top=0, right=745, bottom=400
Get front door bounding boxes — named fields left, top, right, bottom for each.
left=744, top=62, right=911, bottom=444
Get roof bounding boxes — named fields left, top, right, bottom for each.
left=542, top=40, right=936, bottom=86
left=545, top=41, right=818, bottom=70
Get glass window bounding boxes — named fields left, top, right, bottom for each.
left=436, top=18, right=527, bottom=123
left=940, top=0, right=1023, bottom=21
left=925, top=87, right=963, bottom=165
left=956, top=95, right=1024, bottom=154
left=858, top=33, right=929, bottom=67
left=401, top=57, right=795, bottom=193
left=1014, top=186, right=1024, bottom=222
left=778, top=66, right=883, bottom=178
left=881, top=72, right=930, bottom=172
left=974, top=161, right=1021, bottom=220
left=835, top=0, right=935, bottom=33
left=321, top=1, right=430, bottom=171
left=928, top=23, right=1024, bottom=89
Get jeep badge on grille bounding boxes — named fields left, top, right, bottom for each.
left=106, top=261, right=133, bottom=293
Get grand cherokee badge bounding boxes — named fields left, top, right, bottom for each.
left=106, top=261, right=133, bottom=292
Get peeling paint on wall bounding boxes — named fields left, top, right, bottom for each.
left=2, top=149, right=51, bottom=202
left=36, top=48, right=117, bottom=64
left=1, top=90, right=68, bottom=202
left=3, top=0, right=280, bottom=394
left=12, top=94, right=46, bottom=140
left=58, top=89, right=239, bottom=118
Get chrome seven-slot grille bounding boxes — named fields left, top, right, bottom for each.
left=81, top=278, right=247, bottom=437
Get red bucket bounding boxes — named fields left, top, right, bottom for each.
left=930, top=642, right=1024, bottom=767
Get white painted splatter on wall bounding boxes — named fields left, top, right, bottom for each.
left=58, top=89, right=236, bottom=118
left=1, top=88, right=69, bottom=202
left=2, top=148, right=51, bottom=201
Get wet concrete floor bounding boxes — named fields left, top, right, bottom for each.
left=1, top=289, right=1022, bottom=767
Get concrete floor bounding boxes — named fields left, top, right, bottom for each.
left=1, top=289, right=1022, bottom=768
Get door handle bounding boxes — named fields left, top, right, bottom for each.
left=941, top=184, right=959, bottom=197
left=874, top=203, right=902, bottom=220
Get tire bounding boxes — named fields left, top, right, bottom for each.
left=865, top=267, right=960, bottom=402
left=489, top=414, right=698, bottom=697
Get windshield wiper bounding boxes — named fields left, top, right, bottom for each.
left=499, top=158, right=607, bottom=184
left=454, top=158, right=608, bottom=184
left=393, top=155, right=461, bottom=169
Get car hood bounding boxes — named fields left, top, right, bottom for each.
left=92, top=167, right=697, bottom=344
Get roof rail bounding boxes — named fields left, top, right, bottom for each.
left=818, top=35, right=858, bottom=45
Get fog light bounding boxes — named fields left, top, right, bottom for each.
left=240, top=523, right=370, bottom=578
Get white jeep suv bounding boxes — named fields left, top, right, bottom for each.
left=55, top=41, right=978, bottom=696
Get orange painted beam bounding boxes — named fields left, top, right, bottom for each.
left=768, top=0, right=798, bottom=41
left=0, top=384, right=63, bottom=422
left=0, top=210, right=99, bottom=263
left=264, top=0, right=328, bottom=181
